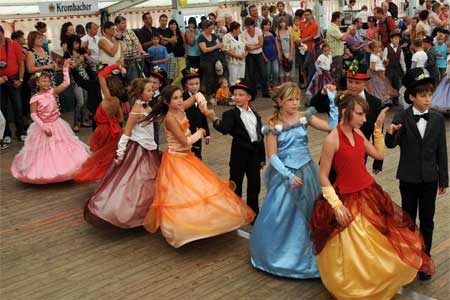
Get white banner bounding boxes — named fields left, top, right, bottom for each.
left=39, top=1, right=98, bottom=15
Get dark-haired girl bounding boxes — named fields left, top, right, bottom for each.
left=310, top=94, right=434, bottom=299
left=185, top=17, right=201, bottom=69
left=84, top=78, right=161, bottom=228
left=73, top=65, right=125, bottom=182
left=143, top=85, right=255, bottom=248
left=11, top=60, right=89, bottom=184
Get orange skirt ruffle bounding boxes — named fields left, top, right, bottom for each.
left=144, top=150, right=255, bottom=248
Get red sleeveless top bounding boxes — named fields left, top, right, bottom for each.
left=333, top=125, right=374, bottom=194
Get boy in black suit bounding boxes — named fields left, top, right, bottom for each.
left=181, top=67, right=210, bottom=159
left=203, top=79, right=265, bottom=215
left=386, top=68, right=448, bottom=281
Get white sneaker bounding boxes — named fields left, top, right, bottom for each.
left=3, top=136, right=11, bottom=144
left=19, top=135, right=27, bottom=142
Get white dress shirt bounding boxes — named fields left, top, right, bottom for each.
left=237, top=106, right=258, bottom=142
left=383, top=43, right=407, bottom=74
left=412, top=106, right=428, bottom=138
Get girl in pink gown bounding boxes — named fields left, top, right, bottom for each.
left=10, top=60, right=89, bottom=184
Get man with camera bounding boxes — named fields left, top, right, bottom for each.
left=0, top=25, right=26, bottom=145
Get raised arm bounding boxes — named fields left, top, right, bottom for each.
left=53, top=60, right=71, bottom=95
left=165, top=114, right=205, bottom=147
left=98, top=38, right=120, bottom=57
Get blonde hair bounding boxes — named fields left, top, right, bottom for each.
left=268, top=82, right=301, bottom=127
left=368, top=40, right=381, bottom=51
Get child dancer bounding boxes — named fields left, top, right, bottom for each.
left=384, top=30, right=406, bottom=94
left=310, top=94, right=435, bottom=299
left=432, top=54, right=450, bottom=111
left=84, top=78, right=161, bottom=228
left=386, top=68, right=448, bottom=280
left=11, top=60, right=89, bottom=183
left=423, top=36, right=440, bottom=87
left=181, top=67, right=210, bottom=159
left=411, top=38, right=428, bottom=70
left=204, top=79, right=265, bottom=215
left=366, top=41, right=398, bottom=106
left=143, top=85, right=255, bottom=248
left=250, top=82, right=338, bottom=279
left=305, top=43, right=334, bottom=103
left=73, top=64, right=125, bottom=182
left=215, top=77, right=234, bottom=106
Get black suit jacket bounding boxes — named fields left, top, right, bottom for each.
left=385, top=107, right=448, bottom=188
left=310, top=90, right=384, bottom=170
left=183, top=91, right=210, bottom=137
left=213, top=107, right=265, bottom=165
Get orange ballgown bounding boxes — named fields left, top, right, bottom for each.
left=73, top=104, right=122, bottom=182
left=144, top=116, right=255, bottom=248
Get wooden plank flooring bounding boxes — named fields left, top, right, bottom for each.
left=1, top=98, right=449, bottom=300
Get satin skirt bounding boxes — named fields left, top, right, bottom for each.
left=310, top=183, right=435, bottom=300
left=144, top=150, right=255, bottom=248
left=250, top=160, right=320, bottom=279
left=10, top=118, right=89, bottom=184
left=432, top=76, right=450, bottom=110
left=85, top=142, right=160, bottom=228
left=366, top=70, right=398, bottom=103
left=73, top=122, right=122, bottom=183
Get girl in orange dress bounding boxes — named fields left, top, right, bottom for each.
left=142, top=85, right=255, bottom=248
left=73, top=64, right=125, bottom=182
left=310, top=94, right=434, bottom=300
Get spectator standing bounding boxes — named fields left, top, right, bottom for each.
left=35, top=22, right=51, bottom=53
left=138, top=12, right=158, bottom=51
left=0, top=25, right=26, bottom=143
left=223, top=21, right=247, bottom=86
left=185, top=17, right=202, bottom=69
left=158, top=14, right=177, bottom=84
left=272, top=2, right=294, bottom=31
left=326, top=12, right=351, bottom=88
left=249, top=4, right=265, bottom=29
left=114, top=16, right=146, bottom=83
left=299, top=9, right=319, bottom=87
left=169, top=20, right=186, bottom=88
left=375, top=7, right=397, bottom=47
left=243, top=17, right=269, bottom=97
left=81, top=22, right=100, bottom=72
left=98, top=21, right=123, bottom=66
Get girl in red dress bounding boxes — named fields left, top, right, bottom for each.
left=310, top=94, right=434, bottom=300
left=73, top=64, right=125, bottom=182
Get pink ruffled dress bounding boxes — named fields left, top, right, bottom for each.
left=10, top=85, right=89, bottom=184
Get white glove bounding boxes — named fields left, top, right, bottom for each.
left=116, top=134, right=130, bottom=162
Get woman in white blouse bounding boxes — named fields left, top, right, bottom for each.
left=98, top=21, right=123, bottom=67
left=223, top=21, right=247, bottom=85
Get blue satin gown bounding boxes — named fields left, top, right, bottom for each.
left=250, top=110, right=320, bottom=279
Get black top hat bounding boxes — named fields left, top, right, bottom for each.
left=389, top=29, right=401, bottom=38
left=229, top=78, right=255, bottom=101
left=345, top=60, right=370, bottom=80
left=149, top=66, right=167, bottom=82
left=181, top=67, right=201, bottom=85
left=402, top=68, right=434, bottom=104
left=423, top=35, right=434, bottom=45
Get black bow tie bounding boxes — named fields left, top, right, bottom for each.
left=414, top=113, right=429, bottom=122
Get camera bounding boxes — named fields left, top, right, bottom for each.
left=0, top=61, right=7, bottom=69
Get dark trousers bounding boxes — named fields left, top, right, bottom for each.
left=229, top=156, right=261, bottom=215
left=200, top=58, right=218, bottom=96
left=400, top=181, right=438, bottom=256
left=0, top=81, right=25, bottom=138
left=246, top=53, right=269, bottom=96
left=192, top=139, right=202, bottom=160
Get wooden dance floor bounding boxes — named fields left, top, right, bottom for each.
left=1, top=99, right=449, bottom=300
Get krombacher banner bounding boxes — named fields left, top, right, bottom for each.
left=39, top=1, right=98, bottom=15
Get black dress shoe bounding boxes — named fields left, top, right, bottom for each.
left=418, top=271, right=432, bottom=281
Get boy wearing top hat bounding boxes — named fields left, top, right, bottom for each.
left=203, top=79, right=265, bottom=215
left=181, top=67, right=210, bottom=159
left=385, top=68, right=448, bottom=281
left=148, top=66, right=167, bottom=146
left=384, top=29, right=406, bottom=94
left=310, top=61, right=384, bottom=176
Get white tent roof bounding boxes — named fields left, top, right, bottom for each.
left=0, top=0, right=231, bottom=16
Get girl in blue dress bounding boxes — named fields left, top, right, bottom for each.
left=250, top=82, right=338, bottom=278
